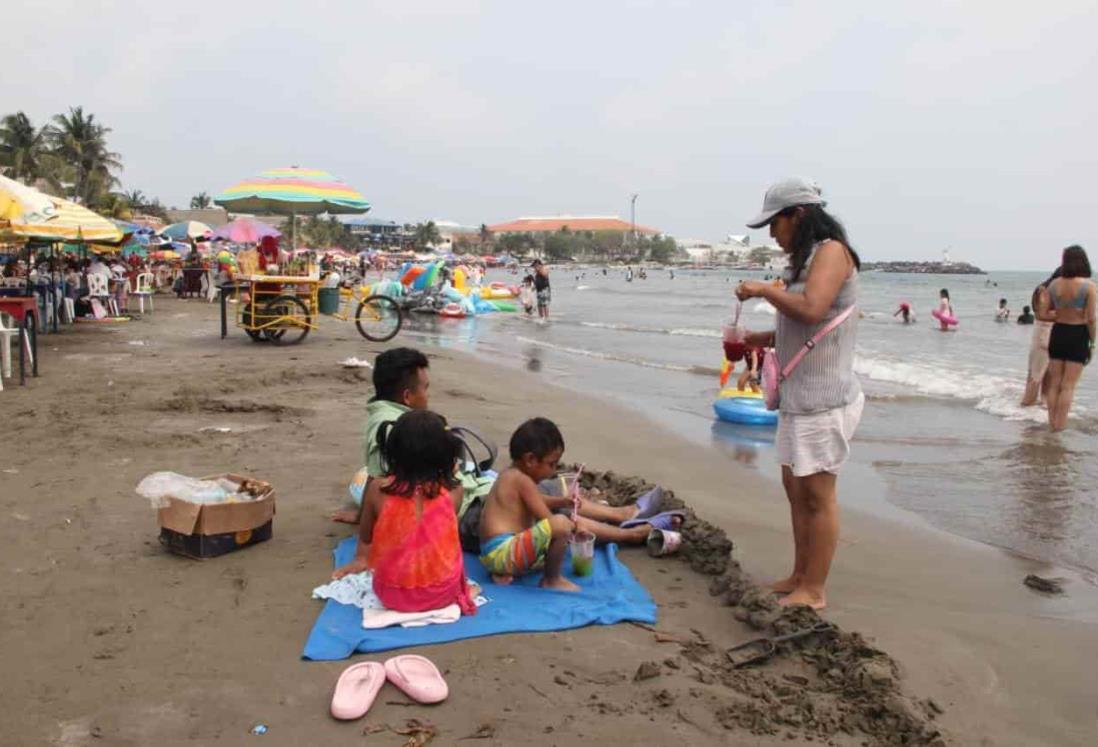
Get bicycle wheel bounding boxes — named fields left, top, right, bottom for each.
left=354, top=294, right=402, bottom=342
left=240, top=305, right=266, bottom=342
left=262, top=295, right=312, bottom=346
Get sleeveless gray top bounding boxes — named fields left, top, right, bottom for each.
left=774, top=243, right=861, bottom=414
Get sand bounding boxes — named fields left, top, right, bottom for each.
left=1, top=298, right=1096, bottom=746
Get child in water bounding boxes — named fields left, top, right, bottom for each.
left=996, top=298, right=1011, bottom=322
left=520, top=275, right=535, bottom=315
left=936, top=289, right=955, bottom=331
left=893, top=302, right=915, bottom=324
left=333, top=410, right=476, bottom=615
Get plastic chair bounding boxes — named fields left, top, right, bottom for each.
left=0, top=312, right=17, bottom=389
left=87, top=272, right=118, bottom=316
left=131, top=272, right=155, bottom=314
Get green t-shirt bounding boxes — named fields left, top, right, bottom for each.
left=362, top=399, right=411, bottom=477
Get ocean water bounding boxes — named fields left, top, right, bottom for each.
left=399, top=267, right=1098, bottom=579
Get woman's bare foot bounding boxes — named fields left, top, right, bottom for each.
left=491, top=573, right=514, bottom=586
left=540, top=575, right=581, bottom=592
left=329, top=507, right=360, bottom=524
left=770, top=575, right=801, bottom=594
left=778, top=587, right=826, bottom=610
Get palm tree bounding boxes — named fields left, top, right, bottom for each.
left=0, top=112, right=46, bottom=182
left=98, top=192, right=132, bottom=220
left=123, top=189, right=146, bottom=209
left=46, top=106, right=122, bottom=205
left=414, top=221, right=442, bottom=250
left=190, top=191, right=211, bottom=209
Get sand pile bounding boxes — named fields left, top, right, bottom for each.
left=579, top=468, right=947, bottom=746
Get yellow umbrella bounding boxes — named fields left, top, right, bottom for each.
left=0, top=174, right=122, bottom=243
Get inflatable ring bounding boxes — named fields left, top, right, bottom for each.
left=931, top=308, right=958, bottom=326
left=439, top=303, right=466, bottom=319
left=719, top=387, right=762, bottom=400
left=713, top=397, right=778, bottom=426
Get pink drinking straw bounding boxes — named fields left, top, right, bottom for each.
left=569, top=464, right=586, bottom=526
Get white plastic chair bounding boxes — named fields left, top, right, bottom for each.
left=131, top=272, right=155, bottom=314
left=0, top=313, right=17, bottom=391
left=87, top=272, right=118, bottom=316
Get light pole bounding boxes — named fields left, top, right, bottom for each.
left=630, top=193, right=638, bottom=254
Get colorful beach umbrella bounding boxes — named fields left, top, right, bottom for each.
left=211, top=217, right=281, bottom=243
left=0, top=174, right=123, bottom=243
left=214, top=167, right=370, bottom=216
left=161, top=221, right=212, bottom=240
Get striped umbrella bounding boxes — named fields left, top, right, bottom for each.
left=214, top=166, right=369, bottom=248
left=0, top=174, right=123, bottom=243
left=161, top=220, right=213, bottom=240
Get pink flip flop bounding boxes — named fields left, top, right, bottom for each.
left=384, top=655, right=448, bottom=704
left=330, top=661, right=386, bottom=720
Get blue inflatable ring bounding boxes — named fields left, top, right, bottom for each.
left=713, top=396, right=778, bottom=426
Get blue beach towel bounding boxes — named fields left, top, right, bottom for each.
left=302, top=536, right=657, bottom=661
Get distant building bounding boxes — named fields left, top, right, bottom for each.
left=487, top=215, right=660, bottom=236
left=166, top=208, right=229, bottom=228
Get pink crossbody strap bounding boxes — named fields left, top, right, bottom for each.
left=779, top=305, right=857, bottom=380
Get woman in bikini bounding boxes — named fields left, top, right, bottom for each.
left=1045, top=245, right=1096, bottom=431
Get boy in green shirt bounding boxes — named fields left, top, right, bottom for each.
left=331, top=347, right=430, bottom=523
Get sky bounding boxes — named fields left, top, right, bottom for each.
left=3, top=0, right=1097, bottom=269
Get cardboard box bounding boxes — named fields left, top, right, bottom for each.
left=157, top=473, right=276, bottom=559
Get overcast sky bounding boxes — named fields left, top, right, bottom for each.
left=4, top=1, right=1096, bottom=269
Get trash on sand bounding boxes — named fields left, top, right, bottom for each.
left=127, top=340, right=147, bottom=346
left=2, top=468, right=18, bottom=474
left=1023, top=574, right=1064, bottom=594
left=199, top=426, right=234, bottom=434
left=340, top=357, right=373, bottom=368
left=249, top=723, right=268, bottom=735
left=136, top=472, right=270, bottom=508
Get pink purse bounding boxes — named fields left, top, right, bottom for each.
left=761, top=305, right=856, bottom=411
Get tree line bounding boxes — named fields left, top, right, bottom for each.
left=0, top=107, right=184, bottom=221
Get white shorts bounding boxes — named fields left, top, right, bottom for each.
left=775, top=392, right=864, bottom=477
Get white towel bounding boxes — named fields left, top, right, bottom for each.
left=362, top=603, right=462, bottom=629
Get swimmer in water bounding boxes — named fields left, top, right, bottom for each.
left=893, top=302, right=915, bottom=324
left=936, top=288, right=954, bottom=331
left=996, top=298, right=1011, bottom=322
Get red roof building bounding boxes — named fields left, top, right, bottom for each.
left=487, top=216, right=659, bottom=235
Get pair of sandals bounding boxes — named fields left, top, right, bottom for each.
left=618, top=487, right=685, bottom=532
left=331, top=655, right=447, bottom=720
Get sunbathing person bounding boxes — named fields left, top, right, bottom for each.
left=479, top=418, right=680, bottom=590
left=332, top=410, right=475, bottom=615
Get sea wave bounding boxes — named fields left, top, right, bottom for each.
left=579, top=321, right=721, bottom=338
left=516, top=336, right=705, bottom=374
left=853, top=355, right=1068, bottom=424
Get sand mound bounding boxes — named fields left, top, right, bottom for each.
left=578, top=467, right=946, bottom=746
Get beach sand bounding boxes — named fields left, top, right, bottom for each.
left=1, top=298, right=1095, bottom=746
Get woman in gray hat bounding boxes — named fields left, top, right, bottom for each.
left=735, top=177, right=862, bottom=610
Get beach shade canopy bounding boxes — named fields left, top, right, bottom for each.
left=211, top=217, right=281, bottom=243
left=161, top=221, right=212, bottom=240
left=0, top=174, right=123, bottom=243
left=214, top=167, right=371, bottom=216
left=150, top=249, right=181, bottom=260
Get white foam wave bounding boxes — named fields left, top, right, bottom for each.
left=853, top=355, right=1052, bottom=423
left=575, top=285, right=591, bottom=291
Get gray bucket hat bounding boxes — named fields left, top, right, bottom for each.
left=746, top=177, right=827, bottom=228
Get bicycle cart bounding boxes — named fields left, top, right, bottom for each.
left=221, top=274, right=402, bottom=345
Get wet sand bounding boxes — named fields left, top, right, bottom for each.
left=1, top=298, right=1095, bottom=746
